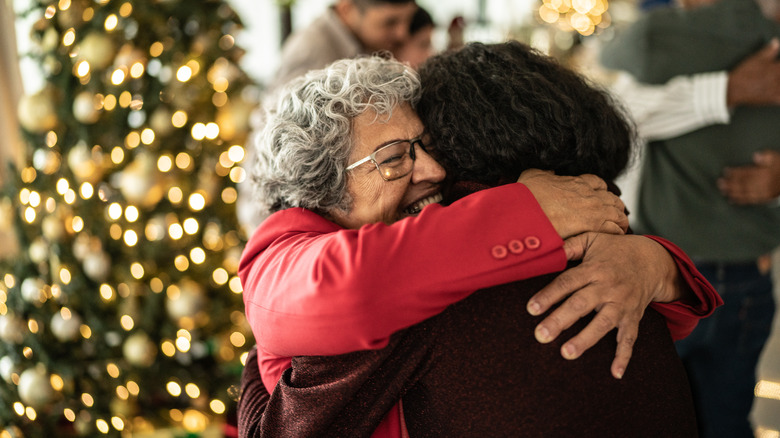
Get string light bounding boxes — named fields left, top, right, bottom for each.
left=75, top=60, right=90, bottom=77
left=185, top=383, right=200, bottom=398
left=141, top=128, right=155, bottom=145
left=108, top=203, right=122, bottom=220
left=104, top=14, right=118, bottom=31
left=111, top=146, right=124, bottom=164
left=111, top=68, right=126, bottom=85
left=175, top=152, right=192, bottom=170
left=229, top=331, right=245, bottom=347
left=227, top=145, right=245, bottom=162
left=188, top=193, right=205, bottom=211
left=99, top=284, right=115, bottom=301
left=116, top=386, right=129, bottom=400
left=221, top=187, right=237, bottom=204
left=96, top=418, right=109, bottom=434
left=150, top=42, right=164, bottom=57
left=104, top=94, right=117, bottom=111
left=169, top=223, right=183, bottom=240
left=183, top=218, right=198, bottom=234
left=161, top=340, right=176, bottom=357
left=166, top=381, right=182, bottom=397
left=210, top=399, right=226, bottom=414
left=82, top=393, right=94, bottom=407
left=176, top=66, right=193, bottom=82
left=212, top=268, right=228, bottom=285
left=125, top=205, right=139, bottom=222
left=63, top=29, right=76, bottom=46
left=111, top=417, right=125, bottom=431
left=119, top=315, right=134, bottom=330
left=172, top=110, right=187, bottom=128
left=80, top=182, right=94, bottom=199
left=538, top=0, right=609, bottom=35
left=158, top=154, right=173, bottom=172
left=123, top=229, right=138, bottom=246
left=127, top=380, right=140, bottom=396
left=190, top=247, right=206, bottom=264
left=106, top=363, right=120, bottom=378
left=71, top=216, right=84, bottom=232
left=191, top=123, right=206, bottom=140
left=229, top=277, right=244, bottom=294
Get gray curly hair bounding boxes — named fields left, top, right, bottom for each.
left=251, top=55, right=421, bottom=219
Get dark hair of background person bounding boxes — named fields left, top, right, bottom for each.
left=409, top=6, right=433, bottom=35
left=354, top=0, right=416, bottom=10
left=417, top=41, right=635, bottom=186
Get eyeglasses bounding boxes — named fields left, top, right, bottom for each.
left=346, top=136, right=428, bottom=181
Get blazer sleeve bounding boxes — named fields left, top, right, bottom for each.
left=240, top=183, right=566, bottom=357
left=645, top=235, right=723, bottom=340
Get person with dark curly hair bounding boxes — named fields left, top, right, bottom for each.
left=237, top=44, right=721, bottom=437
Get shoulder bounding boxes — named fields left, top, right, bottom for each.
left=240, top=208, right=341, bottom=269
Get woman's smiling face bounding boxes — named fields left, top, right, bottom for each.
left=329, top=104, right=445, bottom=229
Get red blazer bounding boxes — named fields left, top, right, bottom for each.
left=239, top=183, right=566, bottom=392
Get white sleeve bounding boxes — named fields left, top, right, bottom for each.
left=610, top=71, right=731, bottom=141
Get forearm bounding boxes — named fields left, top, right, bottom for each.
left=610, top=71, right=730, bottom=141
left=241, top=183, right=565, bottom=357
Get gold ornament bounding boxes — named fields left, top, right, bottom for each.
left=0, top=356, right=19, bottom=383
left=1, top=425, right=24, bottom=438
left=215, top=97, right=254, bottom=141
left=73, top=91, right=101, bottom=124
left=50, top=311, right=82, bottom=342
left=32, top=148, right=62, bottom=175
left=166, top=278, right=207, bottom=323
left=20, top=277, right=46, bottom=303
left=114, top=43, right=147, bottom=69
left=123, top=332, right=157, bottom=367
left=77, top=33, right=116, bottom=70
left=149, top=107, right=174, bottom=136
left=18, top=87, right=58, bottom=133
left=42, top=214, right=66, bottom=241
left=83, top=250, right=111, bottom=282
left=68, top=141, right=104, bottom=183
left=29, top=237, right=49, bottom=263
left=0, top=313, right=25, bottom=343
left=114, top=153, right=164, bottom=207
left=38, top=27, right=59, bottom=52
left=17, top=364, right=56, bottom=409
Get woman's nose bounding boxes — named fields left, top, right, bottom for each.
left=411, top=146, right=446, bottom=184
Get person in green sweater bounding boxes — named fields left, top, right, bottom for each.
left=601, top=0, right=780, bottom=436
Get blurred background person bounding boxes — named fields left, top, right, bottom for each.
left=267, top=0, right=417, bottom=96
left=393, top=6, right=435, bottom=69
left=600, top=0, right=780, bottom=435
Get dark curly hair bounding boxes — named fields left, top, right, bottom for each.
left=417, top=41, right=635, bottom=186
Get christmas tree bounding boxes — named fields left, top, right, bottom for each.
left=0, top=0, right=257, bottom=436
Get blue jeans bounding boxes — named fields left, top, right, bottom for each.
left=676, top=261, right=774, bottom=438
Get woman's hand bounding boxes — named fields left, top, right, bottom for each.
left=517, top=169, right=628, bottom=239
left=526, top=232, right=686, bottom=379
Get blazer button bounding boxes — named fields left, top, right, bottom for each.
left=525, top=236, right=541, bottom=250
left=491, top=245, right=508, bottom=259
left=508, top=239, right=525, bottom=254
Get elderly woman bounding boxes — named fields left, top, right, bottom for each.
left=238, top=53, right=719, bottom=437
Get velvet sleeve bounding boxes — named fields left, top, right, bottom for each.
left=645, top=235, right=723, bottom=340
left=239, top=183, right=566, bottom=357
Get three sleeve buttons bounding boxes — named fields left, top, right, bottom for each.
left=491, top=236, right=541, bottom=260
